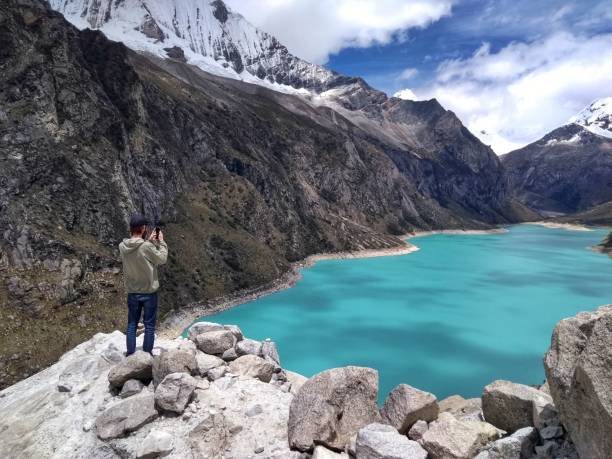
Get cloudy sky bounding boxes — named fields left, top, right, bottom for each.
left=225, top=0, right=612, bottom=154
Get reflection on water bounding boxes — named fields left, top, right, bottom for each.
left=187, top=225, right=611, bottom=401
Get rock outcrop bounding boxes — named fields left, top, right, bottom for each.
left=0, top=308, right=609, bottom=458
left=544, top=304, right=612, bottom=459
left=288, top=366, right=381, bottom=452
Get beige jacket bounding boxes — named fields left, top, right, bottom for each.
left=119, top=238, right=168, bottom=293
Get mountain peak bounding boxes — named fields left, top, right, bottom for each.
left=570, top=97, right=612, bottom=139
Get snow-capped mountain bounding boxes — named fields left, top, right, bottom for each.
left=502, top=98, right=612, bottom=215
left=49, top=0, right=385, bottom=108
left=569, top=97, right=612, bottom=139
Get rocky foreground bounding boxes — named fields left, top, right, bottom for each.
left=0, top=306, right=610, bottom=459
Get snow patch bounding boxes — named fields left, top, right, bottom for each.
left=394, top=89, right=419, bottom=101
left=570, top=97, right=612, bottom=139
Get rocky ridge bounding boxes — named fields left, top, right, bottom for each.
left=1, top=305, right=610, bottom=458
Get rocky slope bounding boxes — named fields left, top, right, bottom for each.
left=2, top=306, right=610, bottom=458
left=502, top=100, right=612, bottom=216
left=0, top=0, right=533, bottom=388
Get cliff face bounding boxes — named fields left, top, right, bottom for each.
left=502, top=122, right=612, bottom=216
left=0, top=0, right=529, bottom=388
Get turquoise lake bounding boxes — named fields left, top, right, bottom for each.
left=187, top=225, right=611, bottom=402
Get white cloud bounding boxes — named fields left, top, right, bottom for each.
left=224, top=0, right=454, bottom=64
left=397, top=67, right=419, bottom=81
left=411, top=32, right=612, bottom=154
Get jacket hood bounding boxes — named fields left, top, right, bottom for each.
left=119, top=238, right=145, bottom=254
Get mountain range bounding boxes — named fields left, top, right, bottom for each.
left=0, top=0, right=610, bottom=388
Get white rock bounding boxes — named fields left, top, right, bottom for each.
left=356, top=423, right=428, bottom=459
left=136, top=429, right=174, bottom=459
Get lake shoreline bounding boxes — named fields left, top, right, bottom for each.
left=159, top=240, right=419, bottom=338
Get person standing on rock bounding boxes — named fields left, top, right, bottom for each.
left=119, top=214, right=168, bottom=355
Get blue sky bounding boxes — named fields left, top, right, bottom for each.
left=327, top=0, right=612, bottom=95
left=228, top=0, right=612, bottom=152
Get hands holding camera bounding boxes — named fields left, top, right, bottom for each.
left=148, top=227, right=165, bottom=243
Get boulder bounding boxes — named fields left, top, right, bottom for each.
left=380, top=384, right=439, bottom=433
left=108, top=351, right=153, bottom=388
left=532, top=393, right=559, bottom=431
left=207, top=366, right=228, bottom=381
left=261, top=339, right=281, bottom=365
left=194, top=330, right=236, bottom=355
left=439, top=395, right=483, bottom=422
left=235, top=338, right=263, bottom=357
left=229, top=354, right=275, bottom=382
left=195, top=352, right=225, bottom=377
left=312, top=445, right=349, bottom=458
left=288, top=366, right=381, bottom=452
left=154, top=372, right=197, bottom=414
left=356, top=423, right=428, bottom=459
left=224, top=324, right=244, bottom=341
left=408, top=419, right=429, bottom=441
left=187, top=321, right=224, bottom=341
left=421, top=412, right=501, bottom=459
left=136, top=429, right=174, bottom=458
left=474, top=426, right=538, bottom=459
left=95, top=393, right=158, bottom=440
left=286, top=370, right=308, bottom=395
left=152, top=349, right=197, bottom=387
left=119, top=379, right=145, bottom=398
left=221, top=347, right=238, bottom=361
left=544, top=305, right=612, bottom=459
left=482, top=380, right=549, bottom=432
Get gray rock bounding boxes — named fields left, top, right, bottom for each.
left=439, top=395, right=484, bottom=422
left=194, top=330, right=236, bottom=355
left=95, top=393, right=158, bottom=440
left=195, top=352, right=225, bottom=377
left=539, top=425, right=563, bottom=440
left=261, top=339, right=281, bottom=365
left=188, top=411, right=230, bottom=457
left=187, top=322, right=224, bottom=341
left=544, top=305, right=612, bottom=459
left=380, top=384, right=439, bottom=434
left=229, top=354, right=275, bottom=382
left=136, top=429, right=174, bottom=458
left=152, top=349, right=197, bottom=387
left=207, top=365, right=228, bottom=381
left=421, top=412, right=501, bottom=459
left=235, top=338, right=263, bottom=357
left=224, top=324, right=244, bottom=341
left=57, top=355, right=105, bottom=393
left=356, top=422, right=428, bottom=459
left=108, top=351, right=153, bottom=388
left=288, top=366, right=381, bottom=452
left=313, top=445, right=349, bottom=458
left=408, top=419, right=429, bottom=441
left=119, top=379, right=145, bottom=398
left=532, top=394, right=559, bottom=430
left=154, top=372, right=197, bottom=414
left=482, top=380, right=549, bottom=433
left=221, top=347, right=238, bottom=361
left=474, top=427, right=538, bottom=459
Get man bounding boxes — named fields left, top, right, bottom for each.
left=119, top=213, right=168, bottom=355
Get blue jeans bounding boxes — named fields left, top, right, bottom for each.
left=126, top=292, right=158, bottom=355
